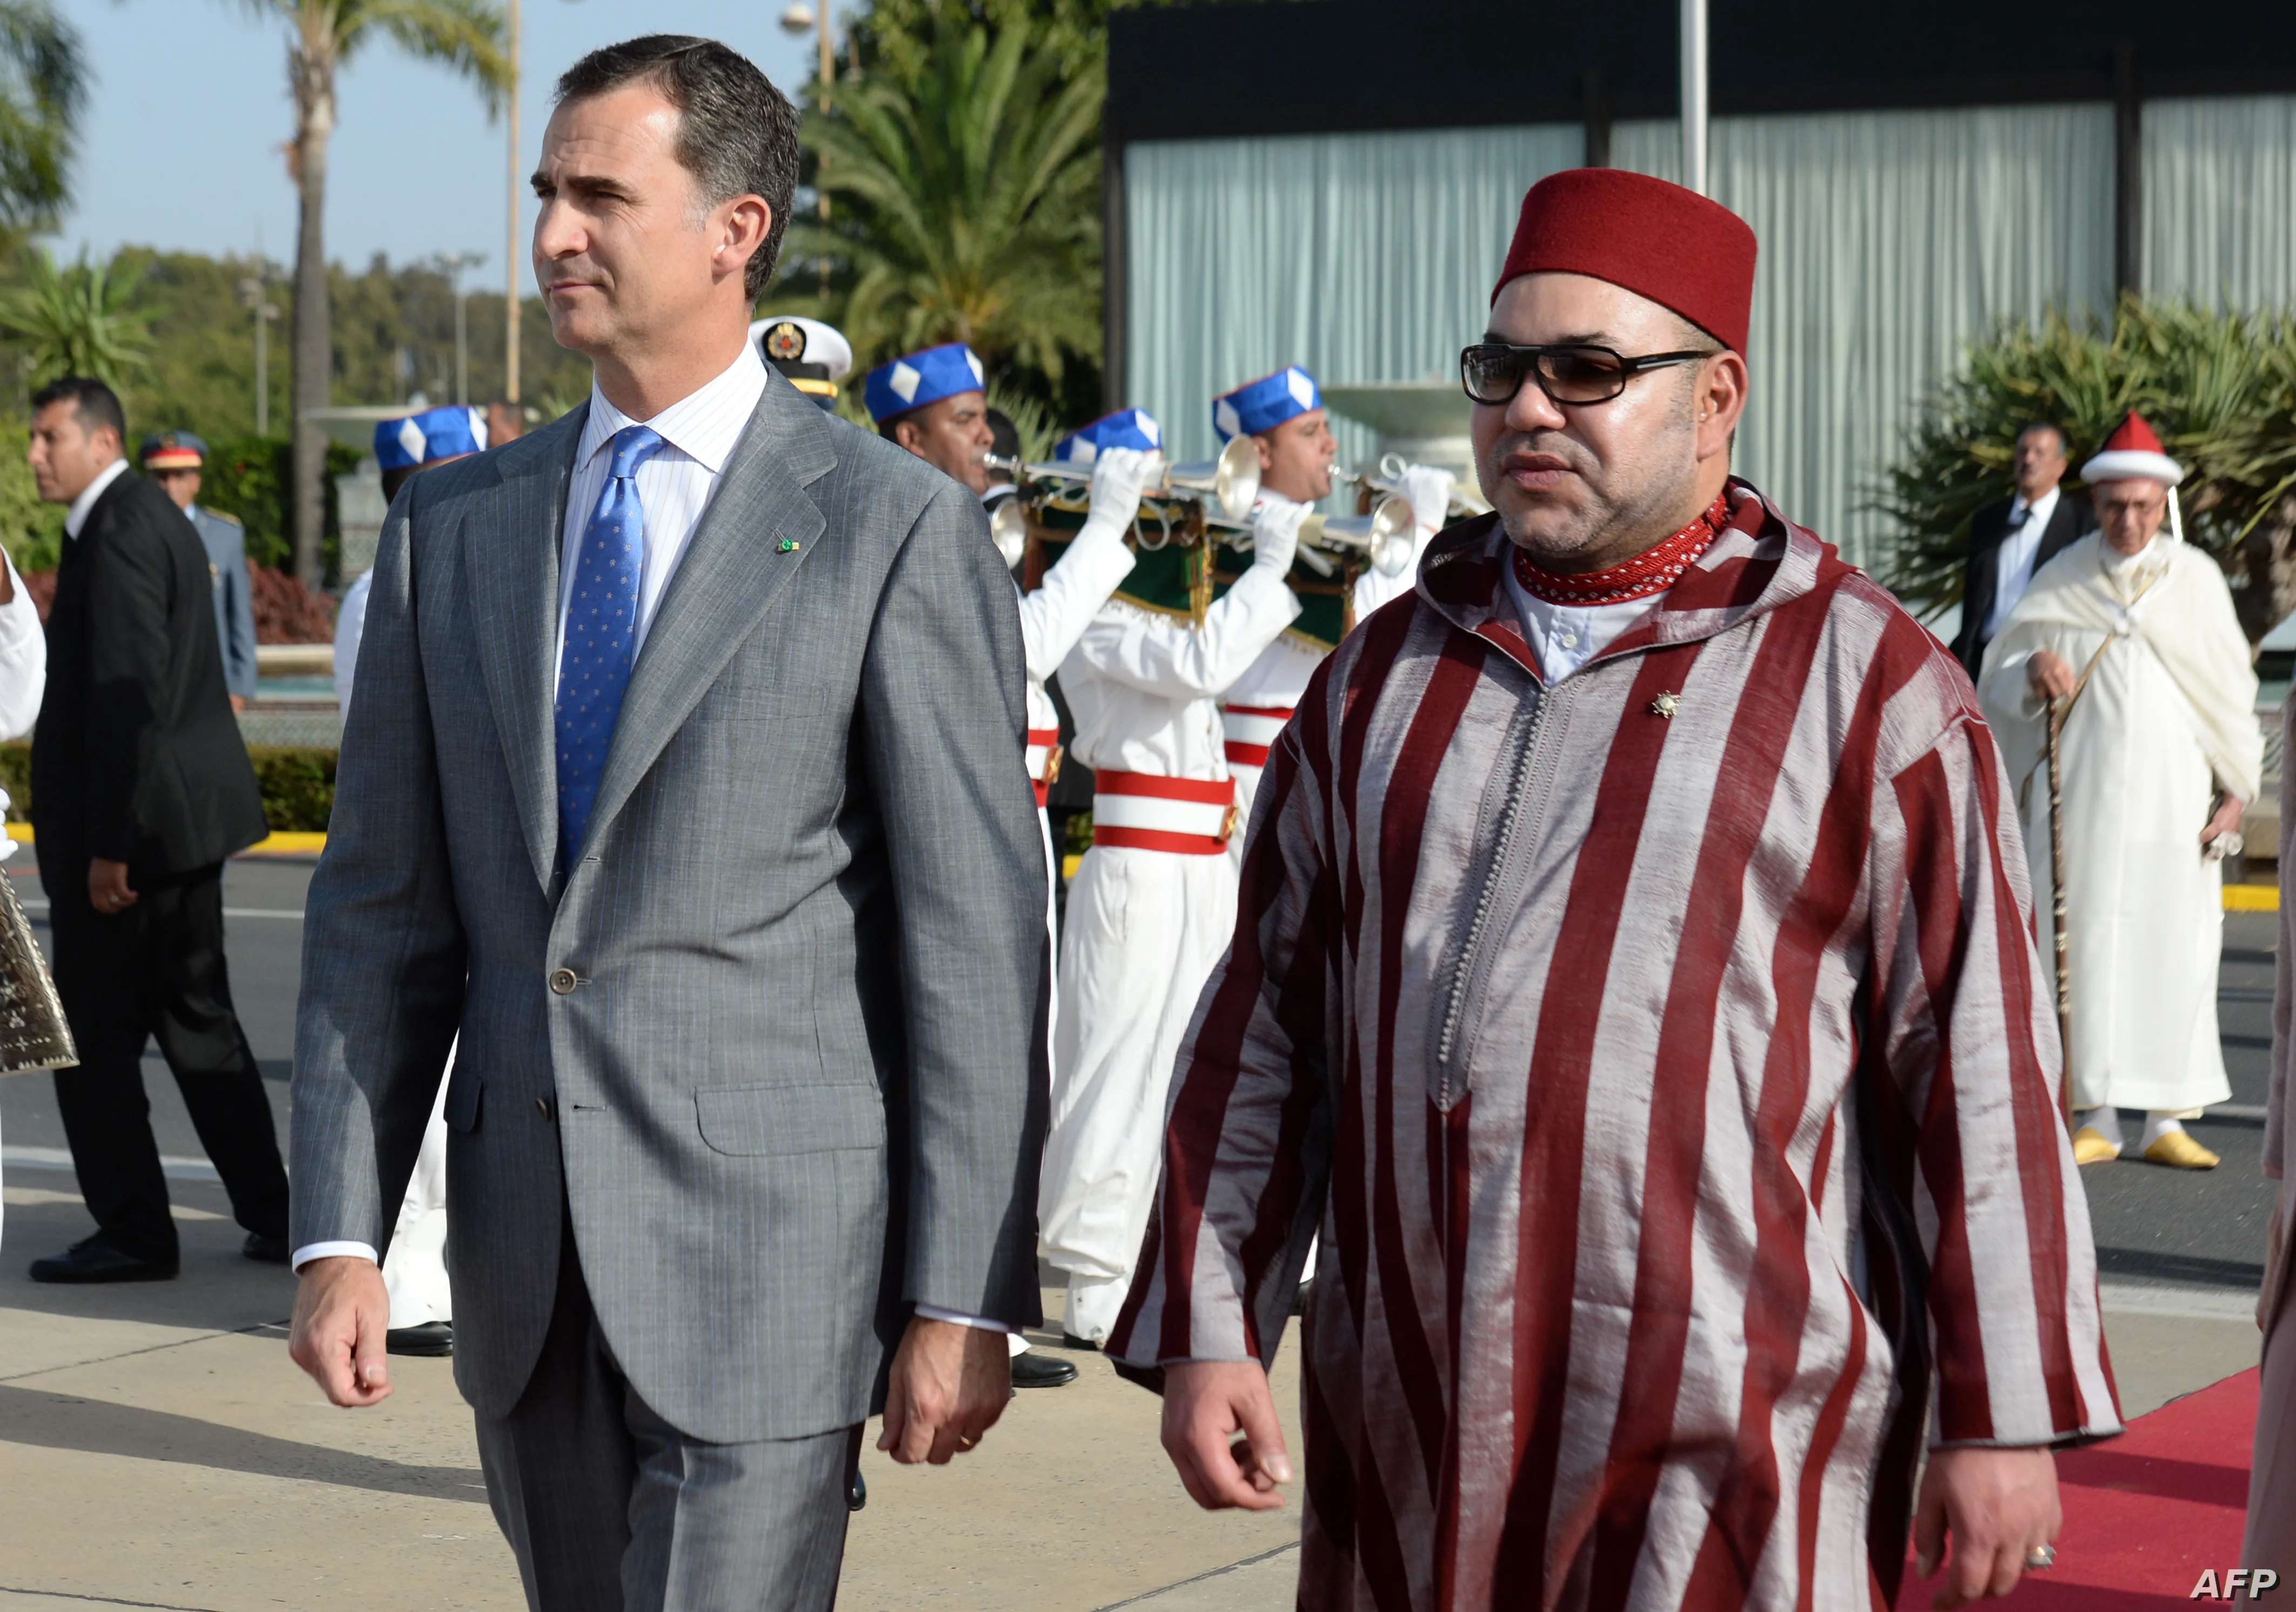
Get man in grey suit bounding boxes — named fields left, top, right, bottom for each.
left=286, top=35, right=1048, bottom=1610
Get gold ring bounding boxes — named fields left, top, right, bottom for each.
left=2024, top=1546, right=2056, bottom=1570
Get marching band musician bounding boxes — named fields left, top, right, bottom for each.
left=1039, top=408, right=1305, bottom=1348
left=1211, top=368, right=1458, bottom=852
left=870, top=344, right=1153, bottom=1390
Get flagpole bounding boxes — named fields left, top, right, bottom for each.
left=1680, top=0, right=1708, bottom=195
left=505, top=0, right=521, bottom=406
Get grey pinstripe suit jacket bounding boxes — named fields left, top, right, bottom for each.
left=290, top=372, right=1050, bottom=1443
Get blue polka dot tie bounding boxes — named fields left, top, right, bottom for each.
left=555, top=425, right=665, bottom=858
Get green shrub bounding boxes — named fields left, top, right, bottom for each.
left=0, top=740, right=335, bottom=833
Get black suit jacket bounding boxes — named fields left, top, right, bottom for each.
left=31, top=469, right=267, bottom=874
left=1951, top=489, right=2092, bottom=679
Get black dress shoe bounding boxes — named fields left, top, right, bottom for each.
left=1059, top=1331, right=1102, bottom=1353
left=242, top=1232, right=291, bottom=1265
left=387, top=1320, right=454, bottom=1357
left=847, top=1469, right=867, bottom=1513
left=1011, top=1348, right=1078, bottom=1388
left=29, top=1235, right=177, bottom=1284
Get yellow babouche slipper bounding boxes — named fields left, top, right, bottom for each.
left=2142, top=1131, right=2220, bottom=1170
left=2070, top=1127, right=2122, bottom=1166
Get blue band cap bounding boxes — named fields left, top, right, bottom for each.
left=1212, top=366, right=1321, bottom=443
left=1051, top=408, right=1162, bottom=464
left=864, top=343, right=986, bottom=423
left=375, top=406, right=487, bottom=471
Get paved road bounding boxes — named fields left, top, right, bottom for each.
left=1, top=855, right=2277, bottom=1305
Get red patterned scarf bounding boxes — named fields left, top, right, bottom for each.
left=1512, top=492, right=1732, bottom=607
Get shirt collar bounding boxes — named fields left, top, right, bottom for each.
left=579, top=340, right=767, bottom=476
left=63, top=457, right=131, bottom=539
left=2013, top=485, right=2060, bottom=528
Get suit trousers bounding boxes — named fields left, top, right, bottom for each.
left=476, top=1222, right=859, bottom=1612
left=46, top=859, right=288, bottom=1264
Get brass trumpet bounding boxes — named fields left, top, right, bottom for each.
left=1225, top=493, right=1419, bottom=580
left=1330, top=452, right=1491, bottom=519
left=983, top=435, right=1261, bottom=524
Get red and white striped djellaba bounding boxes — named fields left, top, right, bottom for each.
left=1109, top=481, right=2121, bottom=1612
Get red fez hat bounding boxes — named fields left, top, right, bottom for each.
left=1492, top=169, right=1759, bottom=356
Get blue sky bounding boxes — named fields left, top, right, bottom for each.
left=55, top=0, right=834, bottom=293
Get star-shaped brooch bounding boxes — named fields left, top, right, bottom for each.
left=1649, top=691, right=1680, bottom=719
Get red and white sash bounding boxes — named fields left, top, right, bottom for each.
left=1091, top=771, right=1238, bottom=855
left=1221, top=705, right=1293, bottom=772
left=1026, top=726, right=1062, bottom=808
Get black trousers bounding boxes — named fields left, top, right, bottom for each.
left=44, top=858, right=288, bottom=1264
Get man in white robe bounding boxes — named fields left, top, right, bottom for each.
left=1980, top=411, right=2261, bottom=1168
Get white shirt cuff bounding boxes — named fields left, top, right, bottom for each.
left=292, top=1241, right=379, bottom=1273
left=914, top=1303, right=1016, bottom=1334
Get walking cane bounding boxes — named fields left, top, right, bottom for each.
left=2045, top=695, right=2074, bottom=1127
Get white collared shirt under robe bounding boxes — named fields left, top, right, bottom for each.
left=1979, top=532, right=2261, bottom=1114
left=1111, top=481, right=2119, bottom=1610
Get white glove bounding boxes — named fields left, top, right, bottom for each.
left=1081, top=446, right=1162, bottom=538
left=1397, top=464, right=1455, bottom=535
left=1248, top=499, right=1306, bottom=577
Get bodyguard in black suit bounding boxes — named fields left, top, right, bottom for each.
left=23, top=377, right=287, bottom=1283
left=1951, top=422, right=2091, bottom=679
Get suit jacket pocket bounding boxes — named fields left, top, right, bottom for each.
left=695, top=1082, right=885, bottom=1157
left=445, top=1069, right=482, bottom=1132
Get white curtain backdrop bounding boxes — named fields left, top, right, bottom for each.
left=1125, top=105, right=2119, bottom=568
left=2145, top=95, right=2296, bottom=313
left=1124, top=125, right=1583, bottom=474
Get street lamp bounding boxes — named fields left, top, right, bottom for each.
left=780, top=1, right=835, bottom=293
left=238, top=270, right=281, bottom=436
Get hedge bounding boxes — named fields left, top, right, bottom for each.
left=0, top=741, right=335, bottom=833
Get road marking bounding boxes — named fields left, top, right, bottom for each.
left=2, top=1145, right=219, bottom=1183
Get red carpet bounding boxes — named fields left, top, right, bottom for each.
left=1897, top=1369, right=2258, bottom=1609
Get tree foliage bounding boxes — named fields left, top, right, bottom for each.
left=0, top=247, right=154, bottom=391
left=776, top=15, right=1103, bottom=403
left=0, top=2, right=84, bottom=243
left=1877, top=298, right=2296, bottom=644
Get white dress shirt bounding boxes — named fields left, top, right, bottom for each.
left=1983, top=485, right=2061, bottom=641
left=63, top=457, right=130, bottom=540
left=1503, top=561, right=1661, bottom=685
left=300, top=351, right=1011, bottom=1333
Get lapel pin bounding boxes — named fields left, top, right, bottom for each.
left=778, top=539, right=801, bottom=554
left=1649, top=690, right=1680, bottom=719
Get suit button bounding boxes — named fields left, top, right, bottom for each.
left=548, top=968, right=578, bottom=995
left=534, top=1096, right=555, bottom=1121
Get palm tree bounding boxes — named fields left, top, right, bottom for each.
left=780, top=15, right=1102, bottom=391
left=227, top=1, right=506, bottom=586
left=0, top=247, right=154, bottom=390
left=0, top=1, right=84, bottom=245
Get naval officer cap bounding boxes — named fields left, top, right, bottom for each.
left=139, top=430, right=208, bottom=471
left=751, top=316, right=853, bottom=411
left=1212, top=366, right=1321, bottom=444
left=1052, top=407, right=1162, bottom=466
left=864, top=342, right=986, bottom=424
left=375, top=405, right=488, bottom=471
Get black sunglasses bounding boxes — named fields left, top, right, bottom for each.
left=1460, top=343, right=1717, bottom=407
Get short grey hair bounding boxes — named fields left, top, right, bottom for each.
left=556, top=35, right=801, bottom=302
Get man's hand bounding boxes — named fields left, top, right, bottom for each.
left=88, top=858, right=137, bottom=915
left=1085, top=445, right=1161, bottom=534
left=2024, top=650, right=2077, bottom=702
left=287, top=1256, right=393, bottom=1408
left=877, top=1316, right=1009, bottom=1465
left=230, top=694, right=247, bottom=714
left=2203, top=793, right=2245, bottom=847
left=1911, top=1445, right=2062, bottom=1609
left=1160, top=1360, right=1292, bottom=1512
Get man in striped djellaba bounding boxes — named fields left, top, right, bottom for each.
left=1109, top=168, right=2119, bottom=1611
